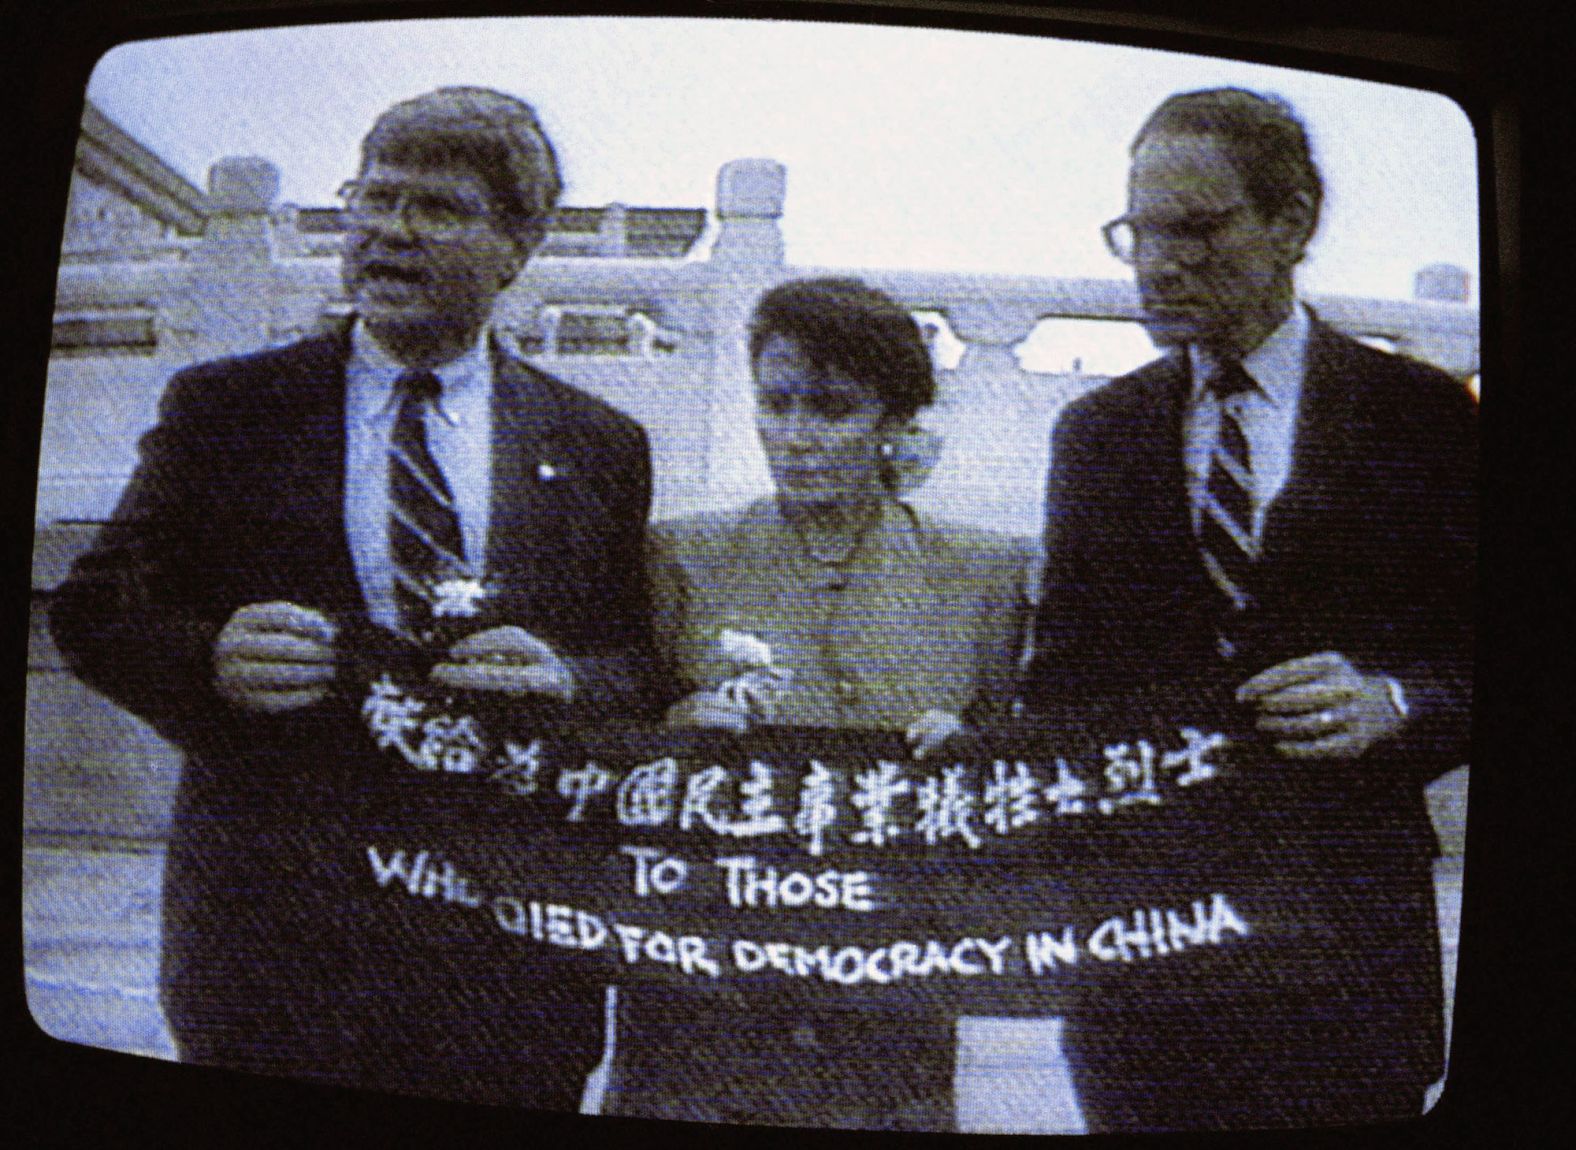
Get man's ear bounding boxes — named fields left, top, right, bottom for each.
left=493, top=219, right=544, bottom=290
left=1273, top=190, right=1317, bottom=266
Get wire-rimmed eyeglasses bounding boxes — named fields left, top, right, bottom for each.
left=1101, top=204, right=1249, bottom=267
left=338, top=180, right=491, bottom=241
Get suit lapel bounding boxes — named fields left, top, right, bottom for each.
left=484, top=347, right=584, bottom=600
left=1260, top=321, right=1361, bottom=567
left=255, top=331, right=364, bottom=611
left=1148, top=353, right=1200, bottom=566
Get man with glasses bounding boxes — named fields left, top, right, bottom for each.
left=51, top=88, right=654, bottom=1107
left=1019, top=88, right=1476, bottom=1129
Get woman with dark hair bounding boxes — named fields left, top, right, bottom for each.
left=608, top=277, right=1032, bottom=1129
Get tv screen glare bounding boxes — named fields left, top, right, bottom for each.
left=10, top=2, right=1535, bottom=1145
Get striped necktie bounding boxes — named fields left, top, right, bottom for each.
left=1198, top=360, right=1257, bottom=659
left=389, top=369, right=466, bottom=642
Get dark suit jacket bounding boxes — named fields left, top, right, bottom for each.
left=50, top=328, right=656, bottom=1108
left=1020, top=318, right=1477, bottom=1110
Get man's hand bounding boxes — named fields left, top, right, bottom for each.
left=430, top=626, right=576, bottom=704
left=665, top=689, right=752, bottom=734
left=1236, top=651, right=1407, bottom=761
left=906, top=709, right=965, bottom=760
left=213, top=601, right=338, bottom=713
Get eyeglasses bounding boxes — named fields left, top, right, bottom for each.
left=1101, top=204, right=1249, bottom=267
left=337, top=180, right=492, bottom=240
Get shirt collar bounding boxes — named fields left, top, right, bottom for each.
left=1188, top=303, right=1311, bottom=409
left=349, top=319, right=492, bottom=423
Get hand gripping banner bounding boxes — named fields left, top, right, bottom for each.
left=163, top=624, right=1424, bottom=1093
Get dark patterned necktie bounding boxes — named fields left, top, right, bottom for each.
left=1198, top=360, right=1257, bottom=659
left=389, top=369, right=466, bottom=642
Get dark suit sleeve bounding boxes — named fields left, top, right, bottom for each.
left=49, top=365, right=235, bottom=751
left=962, top=532, right=1035, bottom=727
left=560, top=414, right=659, bottom=722
left=1370, top=362, right=1479, bottom=773
left=1022, top=398, right=1108, bottom=712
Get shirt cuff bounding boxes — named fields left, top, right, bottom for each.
left=1382, top=675, right=1411, bottom=720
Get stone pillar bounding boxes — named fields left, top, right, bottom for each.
left=598, top=203, right=629, bottom=258
left=1414, top=263, right=1471, bottom=303
left=698, top=159, right=789, bottom=509
left=164, top=156, right=282, bottom=363
left=711, top=158, right=786, bottom=267
left=949, top=298, right=1038, bottom=379
left=919, top=299, right=1052, bottom=537
left=1398, top=264, right=1478, bottom=379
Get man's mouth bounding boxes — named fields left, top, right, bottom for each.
left=1141, top=296, right=1200, bottom=315
left=360, top=261, right=427, bottom=285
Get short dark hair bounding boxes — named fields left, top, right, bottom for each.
left=1134, top=87, right=1323, bottom=248
left=747, top=277, right=935, bottom=422
left=360, top=87, right=562, bottom=250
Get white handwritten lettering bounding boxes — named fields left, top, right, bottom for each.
left=617, top=757, right=679, bottom=826
left=1161, top=728, right=1227, bottom=787
left=644, top=930, right=678, bottom=964
left=794, top=760, right=838, bottom=857
left=491, top=895, right=532, bottom=938
left=1098, top=740, right=1161, bottom=814
left=1044, top=758, right=1089, bottom=816
left=732, top=939, right=768, bottom=972
left=1025, top=926, right=1080, bottom=974
left=367, top=846, right=427, bottom=894
left=850, top=759, right=909, bottom=846
left=1167, top=903, right=1210, bottom=950
left=984, top=760, right=1042, bottom=834
left=558, top=761, right=613, bottom=821
left=613, top=922, right=647, bottom=963
left=889, top=941, right=921, bottom=978
left=713, top=856, right=877, bottom=912
left=619, top=845, right=689, bottom=897
left=1087, top=894, right=1251, bottom=964
left=680, top=765, right=732, bottom=834
left=490, top=739, right=542, bottom=795
left=975, top=936, right=1013, bottom=975
left=915, top=766, right=983, bottom=848
left=729, top=762, right=788, bottom=837
left=676, top=935, right=721, bottom=978
left=950, top=939, right=985, bottom=975
left=544, top=903, right=577, bottom=947
left=420, top=857, right=482, bottom=906
left=1206, top=892, right=1251, bottom=943
left=724, top=934, right=1020, bottom=985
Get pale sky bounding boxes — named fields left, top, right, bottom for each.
left=87, top=15, right=1479, bottom=304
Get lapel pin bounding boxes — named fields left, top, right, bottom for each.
left=537, top=461, right=558, bottom=481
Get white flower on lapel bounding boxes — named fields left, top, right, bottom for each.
left=718, top=628, right=773, bottom=670
left=536, top=461, right=558, bottom=481
left=431, top=577, right=491, bottom=619
left=715, top=629, right=793, bottom=721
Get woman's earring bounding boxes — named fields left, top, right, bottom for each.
left=877, top=440, right=896, bottom=460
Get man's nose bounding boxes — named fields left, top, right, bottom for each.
left=1137, top=247, right=1187, bottom=291
left=1135, top=238, right=1187, bottom=278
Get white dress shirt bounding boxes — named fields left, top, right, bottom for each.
left=1184, top=303, right=1312, bottom=542
left=343, top=322, right=495, bottom=632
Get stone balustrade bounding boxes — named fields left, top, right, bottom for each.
left=43, top=153, right=1479, bottom=536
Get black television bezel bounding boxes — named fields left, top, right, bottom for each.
left=4, top=2, right=1559, bottom=1148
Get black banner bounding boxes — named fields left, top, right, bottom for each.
left=197, top=643, right=1383, bottom=1016
left=161, top=640, right=1429, bottom=1105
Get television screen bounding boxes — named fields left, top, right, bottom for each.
left=10, top=1, right=1535, bottom=1144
